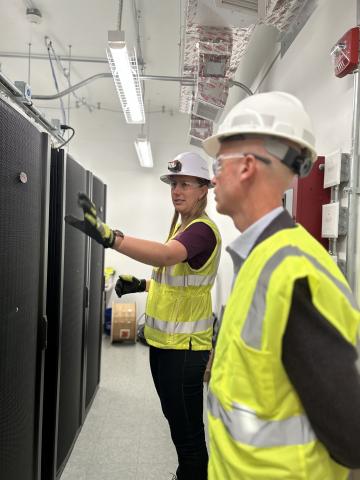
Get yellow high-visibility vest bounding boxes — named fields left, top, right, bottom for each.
left=208, top=224, right=360, bottom=480
left=145, top=216, right=221, bottom=350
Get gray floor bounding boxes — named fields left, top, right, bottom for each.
left=61, top=337, right=179, bottom=480
left=59, top=336, right=360, bottom=480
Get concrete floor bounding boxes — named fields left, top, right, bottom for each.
left=60, top=337, right=179, bottom=480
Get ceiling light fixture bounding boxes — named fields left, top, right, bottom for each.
left=134, top=135, right=153, bottom=168
left=106, top=30, right=145, bottom=124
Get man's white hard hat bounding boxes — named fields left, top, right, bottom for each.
left=203, top=91, right=317, bottom=176
left=160, top=151, right=212, bottom=185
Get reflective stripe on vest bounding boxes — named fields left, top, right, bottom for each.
left=208, top=390, right=316, bottom=447
left=242, top=246, right=358, bottom=349
left=146, top=315, right=213, bottom=334
left=152, top=269, right=217, bottom=287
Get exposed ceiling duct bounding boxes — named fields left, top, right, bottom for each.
left=183, top=0, right=311, bottom=146
left=180, top=0, right=256, bottom=115
left=182, top=0, right=257, bottom=146
left=189, top=114, right=214, bottom=147
left=262, top=0, right=310, bottom=32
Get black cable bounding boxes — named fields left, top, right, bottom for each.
left=45, top=38, right=67, bottom=125
left=57, top=124, right=75, bottom=149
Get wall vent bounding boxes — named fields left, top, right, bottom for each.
left=193, top=100, right=222, bottom=123
left=215, top=0, right=274, bottom=20
left=215, top=0, right=258, bottom=12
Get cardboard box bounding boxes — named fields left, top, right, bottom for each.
left=111, top=303, right=137, bottom=344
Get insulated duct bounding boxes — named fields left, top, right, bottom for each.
left=262, top=0, right=311, bottom=32
left=181, top=0, right=312, bottom=145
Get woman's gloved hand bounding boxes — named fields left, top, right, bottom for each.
left=65, top=192, right=115, bottom=248
left=115, top=275, right=146, bottom=297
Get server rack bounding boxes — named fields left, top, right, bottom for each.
left=0, top=97, right=50, bottom=480
left=43, top=152, right=106, bottom=480
left=0, top=97, right=106, bottom=480
left=43, top=151, right=88, bottom=479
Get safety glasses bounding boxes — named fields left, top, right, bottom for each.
left=169, top=180, right=202, bottom=191
left=212, top=152, right=271, bottom=176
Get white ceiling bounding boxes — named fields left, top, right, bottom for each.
left=0, top=0, right=184, bottom=111
left=0, top=0, right=279, bottom=174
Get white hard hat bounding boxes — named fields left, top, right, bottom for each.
left=203, top=91, right=317, bottom=177
left=160, top=151, right=212, bottom=185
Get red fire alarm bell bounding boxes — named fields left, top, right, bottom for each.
left=331, top=27, right=360, bottom=78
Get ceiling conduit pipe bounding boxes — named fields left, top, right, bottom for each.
left=32, top=73, right=196, bottom=100
left=0, top=51, right=109, bottom=63
left=229, top=79, right=253, bottom=96
left=32, top=74, right=251, bottom=101
left=346, top=1, right=360, bottom=300
left=0, top=53, right=253, bottom=96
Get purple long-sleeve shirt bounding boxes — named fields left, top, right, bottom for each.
left=174, top=222, right=217, bottom=269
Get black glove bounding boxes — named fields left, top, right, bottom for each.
left=115, top=275, right=146, bottom=297
left=65, top=192, right=115, bottom=248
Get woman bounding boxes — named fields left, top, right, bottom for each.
left=66, top=151, right=221, bottom=480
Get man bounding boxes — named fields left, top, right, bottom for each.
left=202, top=91, right=360, bottom=480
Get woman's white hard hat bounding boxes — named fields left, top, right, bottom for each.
left=160, top=151, right=213, bottom=186
left=202, top=91, right=317, bottom=170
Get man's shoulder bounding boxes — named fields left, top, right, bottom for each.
left=252, top=210, right=296, bottom=251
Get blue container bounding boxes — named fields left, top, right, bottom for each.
left=104, top=307, right=112, bottom=335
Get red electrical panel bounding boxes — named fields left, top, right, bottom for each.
left=287, top=156, right=331, bottom=249
left=331, top=27, right=360, bottom=78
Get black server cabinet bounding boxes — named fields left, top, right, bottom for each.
left=43, top=151, right=88, bottom=479
left=83, top=173, right=106, bottom=416
left=0, top=98, right=50, bottom=480
left=43, top=153, right=106, bottom=480
left=57, top=154, right=88, bottom=474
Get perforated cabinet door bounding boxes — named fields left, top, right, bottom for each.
left=0, top=98, right=49, bottom=480
left=42, top=148, right=65, bottom=480
left=85, top=175, right=106, bottom=411
left=56, top=154, right=88, bottom=473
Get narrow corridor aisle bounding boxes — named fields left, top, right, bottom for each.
left=61, top=337, right=178, bottom=480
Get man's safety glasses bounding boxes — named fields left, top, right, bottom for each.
left=212, top=152, right=271, bottom=176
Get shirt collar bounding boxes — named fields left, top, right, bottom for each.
left=226, top=207, right=284, bottom=265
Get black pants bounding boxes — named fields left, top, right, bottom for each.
left=149, top=346, right=210, bottom=480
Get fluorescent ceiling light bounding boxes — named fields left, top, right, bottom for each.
left=107, top=30, right=145, bottom=124
left=134, top=135, right=153, bottom=168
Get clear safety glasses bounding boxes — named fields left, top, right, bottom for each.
left=212, top=152, right=271, bottom=176
left=169, top=180, right=202, bottom=191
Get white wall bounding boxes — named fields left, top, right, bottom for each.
left=257, top=0, right=358, bottom=293
left=259, top=0, right=355, bottom=156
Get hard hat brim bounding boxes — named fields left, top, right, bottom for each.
left=203, top=130, right=317, bottom=163
left=160, top=173, right=214, bottom=188
left=202, top=134, right=222, bottom=158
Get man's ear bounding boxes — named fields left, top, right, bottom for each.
left=238, top=154, right=256, bottom=179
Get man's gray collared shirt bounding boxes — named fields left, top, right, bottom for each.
left=226, top=207, right=284, bottom=286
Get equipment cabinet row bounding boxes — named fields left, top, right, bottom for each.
left=0, top=98, right=106, bottom=480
